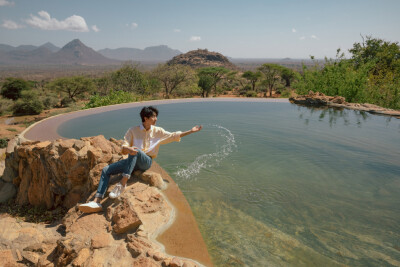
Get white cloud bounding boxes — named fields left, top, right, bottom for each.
left=299, top=36, right=306, bottom=40
left=130, top=22, right=138, bottom=29
left=1, top=19, right=23, bottom=29
left=311, top=35, right=319, bottom=40
left=92, top=25, right=100, bottom=32
left=0, top=0, right=14, bottom=6
left=26, top=11, right=89, bottom=32
left=173, top=29, right=181, bottom=33
left=292, top=28, right=297, bottom=33
left=189, top=36, right=201, bottom=42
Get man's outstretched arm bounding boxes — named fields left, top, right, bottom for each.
left=180, top=125, right=203, bottom=138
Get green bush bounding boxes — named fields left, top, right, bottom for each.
left=280, top=88, right=293, bottom=98
left=41, top=94, right=60, bottom=109
left=294, top=37, right=400, bottom=109
left=12, top=99, right=44, bottom=115
left=1, top=77, right=31, bottom=100
left=174, top=84, right=202, bottom=98
left=245, top=90, right=258, bottom=97
left=239, top=85, right=252, bottom=95
left=60, top=97, right=73, bottom=108
left=84, top=90, right=138, bottom=109
left=0, top=138, right=7, bottom=148
left=12, top=90, right=44, bottom=115
left=0, top=98, right=14, bottom=115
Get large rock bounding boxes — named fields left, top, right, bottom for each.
left=0, top=180, right=16, bottom=203
left=109, top=198, right=142, bottom=234
left=0, top=136, right=205, bottom=267
left=290, top=91, right=400, bottom=118
left=289, top=91, right=346, bottom=106
left=1, top=135, right=123, bottom=208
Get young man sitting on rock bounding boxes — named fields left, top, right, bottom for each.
left=79, top=106, right=202, bottom=213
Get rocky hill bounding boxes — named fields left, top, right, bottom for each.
left=167, top=49, right=238, bottom=70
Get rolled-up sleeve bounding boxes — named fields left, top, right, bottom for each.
left=122, top=128, right=133, bottom=148
left=158, top=128, right=182, bottom=145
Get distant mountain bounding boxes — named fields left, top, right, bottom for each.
left=0, top=39, right=119, bottom=66
left=0, top=44, right=18, bottom=53
left=40, top=42, right=60, bottom=53
left=98, top=45, right=182, bottom=62
left=0, top=44, right=37, bottom=53
left=0, top=40, right=182, bottom=65
left=46, top=39, right=119, bottom=65
left=0, top=42, right=60, bottom=53
left=168, top=49, right=238, bottom=70
left=15, top=45, right=38, bottom=51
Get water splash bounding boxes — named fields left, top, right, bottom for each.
left=174, top=124, right=237, bottom=180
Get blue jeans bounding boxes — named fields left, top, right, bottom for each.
left=95, top=150, right=152, bottom=198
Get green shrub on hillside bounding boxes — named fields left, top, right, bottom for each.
left=84, top=90, right=138, bottom=109
left=12, top=91, right=44, bottom=115
left=246, top=90, right=258, bottom=97
left=0, top=98, right=14, bottom=115
left=294, top=36, right=400, bottom=109
left=41, top=93, right=60, bottom=109
left=1, top=77, right=32, bottom=100
left=60, top=97, right=73, bottom=108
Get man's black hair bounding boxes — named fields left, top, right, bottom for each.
left=140, top=106, right=159, bottom=122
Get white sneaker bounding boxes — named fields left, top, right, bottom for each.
left=109, top=183, right=126, bottom=199
left=78, top=201, right=102, bottom=213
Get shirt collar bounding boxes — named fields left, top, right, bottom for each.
left=140, top=124, right=153, bottom=131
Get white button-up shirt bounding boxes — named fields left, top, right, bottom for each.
left=122, top=124, right=182, bottom=158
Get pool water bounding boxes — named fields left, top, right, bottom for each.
left=59, top=101, right=400, bottom=266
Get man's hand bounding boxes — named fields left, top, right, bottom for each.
left=191, top=125, right=203, bottom=133
left=180, top=125, right=203, bottom=138
left=122, top=146, right=138, bottom=155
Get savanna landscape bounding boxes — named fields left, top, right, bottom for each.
left=1, top=1, right=400, bottom=266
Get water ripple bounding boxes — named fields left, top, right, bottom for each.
left=174, top=124, right=237, bottom=180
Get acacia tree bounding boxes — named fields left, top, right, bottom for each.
left=258, top=64, right=283, bottom=97
left=280, top=67, right=298, bottom=87
left=242, top=71, right=262, bottom=91
left=197, top=67, right=230, bottom=96
left=151, top=64, right=195, bottom=99
left=198, top=75, right=214, bottom=97
left=48, top=76, right=95, bottom=101
left=111, top=64, right=148, bottom=95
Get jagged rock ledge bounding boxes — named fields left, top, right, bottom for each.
left=0, top=136, right=209, bottom=266
left=289, top=91, right=400, bottom=118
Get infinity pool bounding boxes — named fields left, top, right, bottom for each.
left=59, top=101, right=400, bottom=266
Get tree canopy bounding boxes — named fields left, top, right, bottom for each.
left=294, top=36, right=400, bottom=109
left=242, top=71, right=262, bottom=91
left=258, top=64, right=283, bottom=97
left=48, top=76, right=95, bottom=101
left=1, top=77, right=32, bottom=100
left=197, top=67, right=230, bottom=96
left=151, top=64, right=195, bottom=99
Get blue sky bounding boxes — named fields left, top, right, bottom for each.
left=0, top=0, right=399, bottom=58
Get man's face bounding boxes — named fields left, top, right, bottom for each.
left=144, top=113, right=157, bottom=126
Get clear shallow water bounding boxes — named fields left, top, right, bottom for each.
left=59, top=101, right=400, bottom=266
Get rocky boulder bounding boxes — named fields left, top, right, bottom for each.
left=1, top=135, right=124, bottom=207
left=289, top=91, right=400, bottom=118
left=0, top=136, right=203, bottom=266
left=289, top=91, right=346, bottom=106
